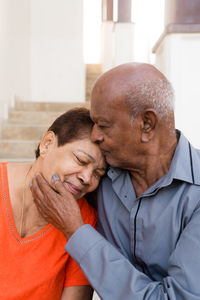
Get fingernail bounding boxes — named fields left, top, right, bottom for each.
left=29, top=182, right=32, bottom=188
left=52, top=174, right=60, bottom=182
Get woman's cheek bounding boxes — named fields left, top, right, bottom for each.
left=61, top=159, right=79, bottom=171
left=89, top=178, right=99, bottom=192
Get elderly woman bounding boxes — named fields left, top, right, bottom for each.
left=0, top=108, right=106, bottom=300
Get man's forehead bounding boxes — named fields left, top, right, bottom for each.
left=90, top=90, right=110, bottom=111
left=90, top=104, right=110, bottom=122
left=90, top=101, right=129, bottom=126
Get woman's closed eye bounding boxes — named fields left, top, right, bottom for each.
left=75, top=156, right=105, bottom=178
left=74, top=154, right=88, bottom=165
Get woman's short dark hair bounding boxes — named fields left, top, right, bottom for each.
left=35, top=107, right=94, bottom=158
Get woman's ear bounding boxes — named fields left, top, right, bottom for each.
left=39, top=131, right=57, bottom=157
left=140, top=109, right=158, bottom=143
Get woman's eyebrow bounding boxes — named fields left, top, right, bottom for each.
left=76, top=150, right=95, bottom=162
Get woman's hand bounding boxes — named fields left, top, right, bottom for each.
left=30, top=173, right=85, bottom=240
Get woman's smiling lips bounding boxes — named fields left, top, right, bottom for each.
left=64, top=182, right=82, bottom=195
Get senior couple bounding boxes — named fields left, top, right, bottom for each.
left=1, top=63, right=200, bottom=300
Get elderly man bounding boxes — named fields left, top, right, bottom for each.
left=31, top=63, right=200, bottom=300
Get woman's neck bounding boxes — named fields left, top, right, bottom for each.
left=7, top=161, right=47, bottom=238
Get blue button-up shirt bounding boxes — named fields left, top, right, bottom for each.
left=65, top=132, right=200, bottom=300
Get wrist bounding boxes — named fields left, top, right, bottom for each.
left=63, top=220, right=85, bottom=240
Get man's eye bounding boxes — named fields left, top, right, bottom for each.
left=98, top=125, right=106, bottom=129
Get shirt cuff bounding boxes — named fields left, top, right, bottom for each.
left=64, top=224, right=103, bottom=264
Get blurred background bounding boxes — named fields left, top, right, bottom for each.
left=0, top=0, right=200, bottom=161
left=0, top=1, right=200, bottom=299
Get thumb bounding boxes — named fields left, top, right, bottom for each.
left=51, top=174, right=70, bottom=196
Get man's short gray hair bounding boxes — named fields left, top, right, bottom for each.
left=125, top=78, right=175, bottom=125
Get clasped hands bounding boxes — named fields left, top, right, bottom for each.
left=30, top=174, right=85, bottom=240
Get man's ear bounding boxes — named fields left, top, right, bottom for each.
left=39, top=131, right=57, bottom=157
left=140, top=109, right=158, bottom=143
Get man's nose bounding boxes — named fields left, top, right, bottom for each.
left=91, top=124, right=104, bottom=143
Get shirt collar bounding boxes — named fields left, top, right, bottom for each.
left=107, top=166, right=122, bottom=180
left=168, top=130, right=200, bottom=185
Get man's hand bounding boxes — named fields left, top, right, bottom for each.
left=30, top=173, right=85, bottom=240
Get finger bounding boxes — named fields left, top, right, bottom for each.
left=35, top=173, right=57, bottom=197
left=51, top=174, right=70, bottom=196
left=30, top=177, right=49, bottom=219
left=34, top=173, right=65, bottom=213
left=34, top=200, right=46, bottom=218
left=31, top=176, right=54, bottom=221
left=30, top=176, right=45, bottom=205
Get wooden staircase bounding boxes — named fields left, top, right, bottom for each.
left=0, top=101, right=90, bottom=161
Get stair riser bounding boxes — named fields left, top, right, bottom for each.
left=8, top=111, right=64, bottom=125
left=0, top=99, right=94, bottom=159
left=15, top=102, right=90, bottom=112
left=2, top=126, right=47, bottom=140
left=0, top=141, right=39, bottom=159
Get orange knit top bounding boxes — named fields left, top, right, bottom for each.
left=0, top=162, right=97, bottom=300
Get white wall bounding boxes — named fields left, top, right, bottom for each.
left=0, top=0, right=31, bottom=119
left=101, top=22, right=135, bottom=72
left=155, top=33, right=200, bottom=148
left=0, top=0, right=85, bottom=108
left=30, top=0, right=85, bottom=102
left=84, top=0, right=102, bottom=63
left=132, top=0, right=165, bottom=63
left=101, top=21, right=115, bottom=72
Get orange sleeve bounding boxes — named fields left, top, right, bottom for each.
left=64, top=198, right=97, bottom=287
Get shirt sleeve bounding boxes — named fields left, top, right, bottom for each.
left=64, top=255, right=90, bottom=287
left=65, top=204, right=200, bottom=300
left=64, top=198, right=97, bottom=287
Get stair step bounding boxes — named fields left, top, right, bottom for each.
left=0, top=140, right=39, bottom=159
left=8, top=110, right=65, bottom=125
left=1, top=124, right=47, bottom=140
left=0, top=100, right=92, bottom=160
left=0, top=64, right=102, bottom=160
left=15, top=101, right=90, bottom=112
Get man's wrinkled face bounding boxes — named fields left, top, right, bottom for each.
left=90, top=86, right=141, bottom=169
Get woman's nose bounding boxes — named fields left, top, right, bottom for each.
left=91, top=124, right=104, bottom=143
left=78, top=169, right=92, bottom=185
